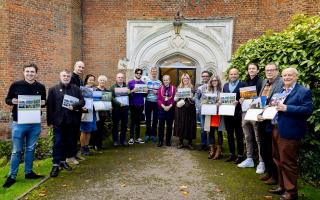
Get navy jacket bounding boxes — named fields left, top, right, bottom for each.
left=278, top=84, right=313, bottom=140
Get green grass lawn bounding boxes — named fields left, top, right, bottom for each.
left=0, top=158, right=52, bottom=200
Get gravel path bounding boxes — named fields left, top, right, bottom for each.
left=27, top=145, right=225, bottom=200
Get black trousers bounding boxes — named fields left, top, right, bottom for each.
left=145, top=101, right=159, bottom=137
left=91, top=116, right=107, bottom=148
left=112, top=107, right=128, bottom=144
left=52, top=123, right=75, bottom=164
left=209, top=127, right=223, bottom=146
left=224, top=115, right=244, bottom=156
left=129, top=105, right=144, bottom=139
left=258, top=121, right=278, bottom=180
left=158, top=108, right=174, bottom=143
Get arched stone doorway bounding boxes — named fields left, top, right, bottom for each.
left=123, top=19, right=234, bottom=83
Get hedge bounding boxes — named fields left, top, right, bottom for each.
left=230, top=14, right=320, bottom=187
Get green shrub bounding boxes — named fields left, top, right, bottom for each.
left=230, top=14, right=320, bottom=187
left=0, top=128, right=53, bottom=166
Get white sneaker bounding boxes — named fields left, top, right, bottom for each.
left=256, top=162, right=265, bottom=174
left=128, top=138, right=134, bottom=145
left=237, top=158, right=254, bottom=168
left=135, top=138, right=145, bottom=144
left=66, top=157, right=79, bottom=165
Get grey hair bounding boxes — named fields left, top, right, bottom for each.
left=162, top=75, right=170, bottom=80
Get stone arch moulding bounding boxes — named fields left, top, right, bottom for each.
left=126, top=19, right=234, bottom=83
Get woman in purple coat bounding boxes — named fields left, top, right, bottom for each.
left=157, top=75, right=176, bottom=147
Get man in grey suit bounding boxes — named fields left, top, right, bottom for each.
left=258, top=63, right=284, bottom=185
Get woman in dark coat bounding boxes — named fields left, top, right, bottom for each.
left=174, top=73, right=197, bottom=149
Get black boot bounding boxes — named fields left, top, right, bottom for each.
left=25, top=171, right=44, bottom=179
left=3, top=177, right=16, bottom=188
left=157, top=142, right=163, bottom=147
left=59, top=161, right=72, bottom=171
left=50, top=166, right=60, bottom=177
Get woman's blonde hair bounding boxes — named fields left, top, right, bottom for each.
left=178, top=73, right=193, bottom=88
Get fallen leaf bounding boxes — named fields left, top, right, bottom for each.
left=85, top=179, right=90, bottom=183
left=264, top=195, right=273, bottom=199
left=62, top=184, right=67, bottom=187
left=181, top=191, right=189, bottom=196
left=38, top=193, right=46, bottom=197
left=213, top=188, right=222, bottom=193
left=120, top=183, right=126, bottom=187
left=180, top=185, right=188, bottom=191
left=128, top=157, right=132, bottom=161
left=220, top=173, right=224, bottom=176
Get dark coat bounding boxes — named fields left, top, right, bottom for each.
left=223, top=80, right=246, bottom=117
left=47, top=82, right=85, bottom=127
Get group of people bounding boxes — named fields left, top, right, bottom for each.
left=2, top=61, right=313, bottom=200
left=194, top=63, right=312, bottom=200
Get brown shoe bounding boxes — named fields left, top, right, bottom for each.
left=264, top=177, right=277, bottom=185
left=208, top=145, right=216, bottom=159
left=213, top=145, right=222, bottom=160
left=259, top=175, right=271, bottom=181
left=268, top=187, right=284, bottom=195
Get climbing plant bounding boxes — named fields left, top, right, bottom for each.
left=230, top=14, right=320, bottom=187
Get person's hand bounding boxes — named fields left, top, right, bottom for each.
left=81, top=107, right=87, bottom=112
left=131, top=88, right=137, bottom=93
left=152, top=89, right=158, bottom=94
left=239, top=98, right=244, bottom=104
left=68, top=106, right=74, bottom=111
left=143, top=88, right=148, bottom=93
left=48, top=124, right=53, bottom=128
left=276, top=103, right=287, bottom=112
left=12, top=98, right=18, bottom=104
left=233, top=100, right=238, bottom=105
left=257, top=114, right=264, bottom=122
left=41, top=100, right=46, bottom=106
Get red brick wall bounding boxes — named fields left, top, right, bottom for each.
left=0, top=0, right=82, bottom=139
left=81, top=0, right=319, bottom=85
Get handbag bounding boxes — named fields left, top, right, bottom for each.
left=176, top=99, right=185, bottom=108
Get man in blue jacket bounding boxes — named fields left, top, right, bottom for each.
left=268, top=67, right=313, bottom=200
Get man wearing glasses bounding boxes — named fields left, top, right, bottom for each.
left=195, top=71, right=211, bottom=151
left=128, top=68, right=147, bottom=145
left=257, top=63, right=284, bottom=185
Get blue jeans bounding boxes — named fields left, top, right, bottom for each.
left=9, top=122, right=41, bottom=179
left=200, top=115, right=208, bottom=146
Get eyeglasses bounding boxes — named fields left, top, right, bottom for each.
left=266, top=68, right=277, bottom=72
